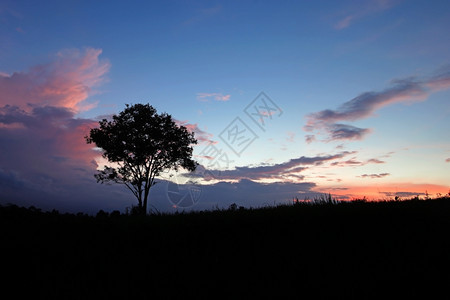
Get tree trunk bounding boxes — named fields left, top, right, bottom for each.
left=143, top=186, right=150, bottom=215
left=137, top=194, right=143, bottom=213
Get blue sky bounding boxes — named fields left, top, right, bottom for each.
left=1, top=0, right=449, bottom=212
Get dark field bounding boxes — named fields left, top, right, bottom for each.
left=1, top=198, right=450, bottom=298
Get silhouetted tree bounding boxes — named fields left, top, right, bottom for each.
left=86, top=103, right=197, bottom=214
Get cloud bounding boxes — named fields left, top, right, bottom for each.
left=0, top=48, right=126, bottom=213
left=305, top=134, right=316, bottom=144
left=195, top=155, right=215, bottom=161
left=335, top=15, right=354, bottom=30
left=286, top=131, right=295, bottom=143
left=0, top=102, right=322, bottom=213
left=330, top=155, right=386, bottom=167
left=305, top=66, right=450, bottom=142
left=162, top=179, right=318, bottom=211
left=328, top=124, right=372, bottom=141
left=359, top=173, right=390, bottom=179
left=197, top=152, right=355, bottom=182
left=197, top=93, right=231, bottom=102
left=0, top=47, right=345, bottom=213
left=379, top=191, right=426, bottom=198
left=309, top=79, right=426, bottom=124
left=366, top=158, right=385, bottom=164
left=426, top=64, right=450, bottom=91
left=337, top=159, right=363, bottom=166
left=334, top=0, right=398, bottom=30
left=446, top=158, right=450, bottom=163
left=0, top=48, right=110, bottom=112
left=175, top=120, right=216, bottom=144
left=0, top=104, right=134, bottom=212
left=0, top=105, right=97, bottom=176
left=199, top=179, right=317, bottom=208
left=0, top=168, right=28, bottom=189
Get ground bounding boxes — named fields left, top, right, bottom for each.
left=1, top=198, right=449, bottom=298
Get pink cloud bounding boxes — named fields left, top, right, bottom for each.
left=175, top=120, right=216, bottom=145
left=195, top=155, right=215, bottom=161
left=426, top=66, right=450, bottom=91
left=197, top=93, right=231, bottom=102
left=286, top=131, right=295, bottom=143
left=0, top=48, right=110, bottom=112
left=334, top=0, right=398, bottom=30
left=0, top=48, right=118, bottom=212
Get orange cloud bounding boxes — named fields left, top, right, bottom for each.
left=0, top=48, right=110, bottom=112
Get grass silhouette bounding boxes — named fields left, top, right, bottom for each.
left=1, top=195, right=450, bottom=298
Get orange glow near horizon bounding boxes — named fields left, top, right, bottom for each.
left=315, top=183, right=450, bottom=200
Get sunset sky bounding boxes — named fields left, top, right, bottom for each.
left=1, top=0, right=449, bottom=213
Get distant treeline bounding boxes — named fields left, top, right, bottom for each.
left=2, top=192, right=449, bottom=218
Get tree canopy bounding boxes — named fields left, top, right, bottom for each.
left=86, top=103, right=197, bottom=214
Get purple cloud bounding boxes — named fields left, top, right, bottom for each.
left=366, top=158, right=385, bottom=164
left=198, top=152, right=355, bottom=181
left=310, top=79, right=426, bottom=123
left=426, top=65, right=450, bottom=91
left=358, top=173, right=390, bottom=179
left=330, top=156, right=386, bottom=167
left=328, top=124, right=372, bottom=141
left=305, top=67, right=450, bottom=142
left=305, top=134, right=316, bottom=144
left=0, top=105, right=134, bottom=212
left=380, top=191, right=426, bottom=198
